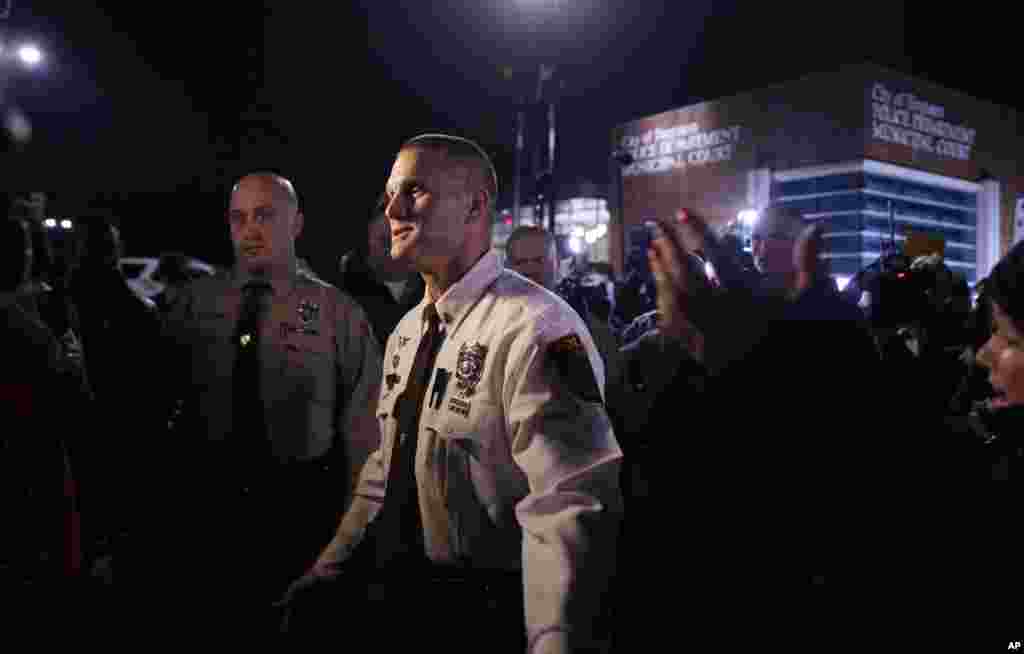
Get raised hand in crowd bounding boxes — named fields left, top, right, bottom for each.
left=646, top=211, right=713, bottom=354
left=793, top=221, right=825, bottom=297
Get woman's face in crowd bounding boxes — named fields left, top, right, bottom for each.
left=976, top=301, right=1024, bottom=408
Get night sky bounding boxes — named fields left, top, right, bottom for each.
left=2, top=1, right=1018, bottom=279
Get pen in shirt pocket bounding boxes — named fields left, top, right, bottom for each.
left=430, top=368, right=450, bottom=410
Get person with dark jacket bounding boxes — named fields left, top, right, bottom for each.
left=878, top=242, right=1024, bottom=624
left=151, top=252, right=195, bottom=314
left=948, top=277, right=995, bottom=415
left=608, top=206, right=886, bottom=648
left=65, top=216, right=163, bottom=585
left=338, top=203, right=424, bottom=347
left=642, top=207, right=880, bottom=577
left=16, top=216, right=88, bottom=379
left=1, top=216, right=89, bottom=631
left=940, top=241, right=1024, bottom=482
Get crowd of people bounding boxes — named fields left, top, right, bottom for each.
left=2, top=131, right=1021, bottom=648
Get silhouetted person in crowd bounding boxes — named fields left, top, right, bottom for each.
left=63, top=216, right=162, bottom=584
left=1, top=216, right=89, bottom=632
left=151, top=252, right=194, bottom=313
left=507, top=225, right=622, bottom=386
left=14, top=212, right=87, bottom=372
left=159, top=172, right=382, bottom=636
left=644, top=206, right=878, bottom=592
left=338, top=197, right=424, bottom=347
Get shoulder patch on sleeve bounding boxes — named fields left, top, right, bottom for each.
left=546, top=333, right=603, bottom=404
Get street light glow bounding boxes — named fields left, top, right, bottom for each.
left=738, top=209, right=759, bottom=227
left=18, top=44, right=42, bottom=66
left=61, top=219, right=73, bottom=230
left=44, top=218, right=57, bottom=228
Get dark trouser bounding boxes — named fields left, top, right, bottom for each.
left=119, top=452, right=345, bottom=638
left=285, top=560, right=527, bottom=653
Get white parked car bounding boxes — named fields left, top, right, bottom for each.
left=120, top=256, right=217, bottom=299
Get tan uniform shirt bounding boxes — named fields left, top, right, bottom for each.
left=163, top=267, right=382, bottom=491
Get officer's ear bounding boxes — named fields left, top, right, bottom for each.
left=466, top=188, right=490, bottom=225
left=292, top=210, right=305, bottom=240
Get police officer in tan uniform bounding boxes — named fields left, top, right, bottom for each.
left=154, top=173, right=382, bottom=635
left=282, top=137, right=623, bottom=653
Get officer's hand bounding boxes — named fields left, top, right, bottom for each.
left=673, top=208, right=714, bottom=255
left=275, top=570, right=328, bottom=608
left=274, top=565, right=340, bottom=633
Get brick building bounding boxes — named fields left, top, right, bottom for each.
left=610, top=63, right=1023, bottom=285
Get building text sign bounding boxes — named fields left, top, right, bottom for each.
left=871, top=83, right=977, bottom=161
left=620, top=122, right=743, bottom=177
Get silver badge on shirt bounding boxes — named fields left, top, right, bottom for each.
left=455, top=342, right=487, bottom=398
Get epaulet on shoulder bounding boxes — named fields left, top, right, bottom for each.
left=497, top=270, right=563, bottom=314
left=500, top=268, right=555, bottom=300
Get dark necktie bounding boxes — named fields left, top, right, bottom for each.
left=232, top=280, right=273, bottom=462
left=377, top=303, right=443, bottom=569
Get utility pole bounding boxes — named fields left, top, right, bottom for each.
left=535, top=63, right=558, bottom=233
left=513, top=98, right=525, bottom=227
left=546, top=70, right=557, bottom=234
left=513, top=0, right=564, bottom=232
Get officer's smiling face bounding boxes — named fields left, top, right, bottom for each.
left=384, top=146, right=474, bottom=273
left=228, top=177, right=303, bottom=275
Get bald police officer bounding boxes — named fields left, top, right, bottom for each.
left=283, top=137, right=623, bottom=653
left=156, top=173, right=382, bottom=635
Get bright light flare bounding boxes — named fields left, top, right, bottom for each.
left=18, top=44, right=43, bottom=66
left=44, top=218, right=57, bottom=228
left=61, top=219, right=73, bottom=230
left=738, top=209, right=759, bottom=227
left=568, top=236, right=583, bottom=254
left=835, top=275, right=852, bottom=292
